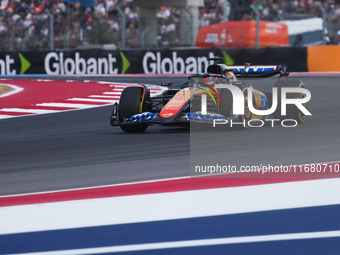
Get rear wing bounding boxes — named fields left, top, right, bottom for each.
left=228, top=64, right=289, bottom=79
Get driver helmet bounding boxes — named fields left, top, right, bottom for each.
left=201, top=76, right=218, bottom=85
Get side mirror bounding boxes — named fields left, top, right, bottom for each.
left=181, top=82, right=190, bottom=89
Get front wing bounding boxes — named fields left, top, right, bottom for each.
left=110, top=103, right=229, bottom=126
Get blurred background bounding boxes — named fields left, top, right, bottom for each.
left=0, top=0, right=339, bottom=51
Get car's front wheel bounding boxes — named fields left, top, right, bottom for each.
left=119, top=87, right=148, bottom=133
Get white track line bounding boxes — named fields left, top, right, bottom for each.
left=36, top=103, right=105, bottom=109
left=1, top=178, right=340, bottom=235
left=67, top=98, right=116, bottom=103
left=0, top=115, right=14, bottom=119
left=0, top=108, right=60, bottom=114
left=88, top=95, right=119, bottom=99
left=0, top=176, right=190, bottom=198
left=8, top=230, right=340, bottom=255
left=103, top=92, right=122, bottom=95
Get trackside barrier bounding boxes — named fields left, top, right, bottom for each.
left=307, top=45, right=340, bottom=72
left=195, top=20, right=289, bottom=49
left=0, top=49, right=222, bottom=75
left=2, top=46, right=337, bottom=75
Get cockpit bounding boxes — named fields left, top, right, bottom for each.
left=189, top=75, right=229, bottom=88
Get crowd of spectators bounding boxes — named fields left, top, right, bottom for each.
left=198, top=0, right=340, bottom=45
left=0, top=0, right=340, bottom=51
left=156, top=6, right=180, bottom=47
left=242, top=0, right=340, bottom=44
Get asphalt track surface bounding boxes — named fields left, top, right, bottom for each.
left=0, top=75, right=339, bottom=196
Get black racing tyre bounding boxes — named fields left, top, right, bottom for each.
left=273, top=80, right=307, bottom=124
left=119, top=87, right=148, bottom=133
left=241, top=87, right=251, bottom=126
left=219, top=88, right=233, bottom=117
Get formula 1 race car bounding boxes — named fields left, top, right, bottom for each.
left=110, top=57, right=309, bottom=132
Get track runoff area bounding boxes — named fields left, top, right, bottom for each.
left=0, top=74, right=340, bottom=254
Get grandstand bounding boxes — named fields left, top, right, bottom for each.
left=0, top=0, right=339, bottom=51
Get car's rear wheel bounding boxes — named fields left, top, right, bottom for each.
left=119, top=87, right=148, bottom=133
left=219, top=88, right=233, bottom=117
left=273, top=80, right=307, bottom=124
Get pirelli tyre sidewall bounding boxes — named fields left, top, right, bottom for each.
left=119, top=87, right=148, bottom=133
left=273, top=79, right=307, bottom=124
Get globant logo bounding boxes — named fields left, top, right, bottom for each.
left=142, top=51, right=218, bottom=74
left=44, top=52, right=119, bottom=75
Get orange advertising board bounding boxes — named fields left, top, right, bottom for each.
left=195, top=20, right=289, bottom=48
left=307, top=45, right=340, bottom=72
